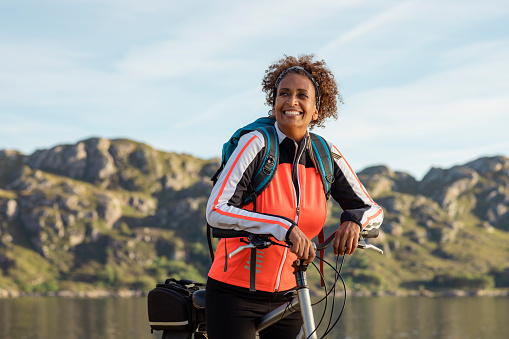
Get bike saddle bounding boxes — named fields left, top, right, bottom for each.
left=193, top=289, right=206, bottom=309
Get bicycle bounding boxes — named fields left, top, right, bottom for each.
left=158, top=226, right=382, bottom=339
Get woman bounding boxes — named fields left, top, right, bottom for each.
left=205, top=54, right=383, bottom=338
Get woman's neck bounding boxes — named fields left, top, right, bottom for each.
left=275, top=122, right=308, bottom=143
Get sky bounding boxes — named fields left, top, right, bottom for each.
left=0, top=0, right=508, bottom=180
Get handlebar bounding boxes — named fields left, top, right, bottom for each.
left=361, top=228, right=380, bottom=238
left=314, top=228, right=382, bottom=254
left=211, top=228, right=252, bottom=239
left=211, top=227, right=378, bottom=240
left=211, top=226, right=383, bottom=257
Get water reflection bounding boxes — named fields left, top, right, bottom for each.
left=1, top=297, right=508, bottom=338
left=0, top=297, right=158, bottom=339
left=321, top=297, right=509, bottom=338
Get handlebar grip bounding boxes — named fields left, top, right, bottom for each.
left=360, top=228, right=379, bottom=238
left=211, top=227, right=251, bottom=239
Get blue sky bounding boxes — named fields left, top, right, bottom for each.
left=1, top=0, right=508, bottom=179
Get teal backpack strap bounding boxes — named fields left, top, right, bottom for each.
left=309, top=133, right=334, bottom=199
left=243, top=125, right=279, bottom=206
left=211, top=117, right=277, bottom=185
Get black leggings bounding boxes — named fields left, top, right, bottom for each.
left=205, top=277, right=303, bottom=339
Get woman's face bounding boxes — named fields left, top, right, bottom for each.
left=273, top=72, right=318, bottom=142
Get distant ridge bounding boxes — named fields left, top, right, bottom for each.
left=1, top=138, right=508, bottom=295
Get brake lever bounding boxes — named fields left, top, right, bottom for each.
left=228, top=235, right=273, bottom=259
left=229, top=243, right=256, bottom=259
left=357, top=239, right=383, bottom=255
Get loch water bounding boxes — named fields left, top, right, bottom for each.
left=0, top=296, right=508, bottom=338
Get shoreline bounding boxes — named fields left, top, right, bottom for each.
left=348, top=289, right=509, bottom=297
left=0, top=289, right=146, bottom=298
left=2, top=289, right=509, bottom=299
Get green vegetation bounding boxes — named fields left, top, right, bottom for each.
left=1, top=139, right=508, bottom=296
left=428, top=273, right=494, bottom=290
left=0, top=189, right=17, bottom=199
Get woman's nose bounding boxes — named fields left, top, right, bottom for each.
left=287, top=94, right=298, bottom=105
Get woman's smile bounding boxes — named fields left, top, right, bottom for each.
left=283, top=110, right=302, bottom=116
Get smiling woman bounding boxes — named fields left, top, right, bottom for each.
left=205, top=54, right=383, bottom=339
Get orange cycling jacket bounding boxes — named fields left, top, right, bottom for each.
left=206, top=122, right=383, bottom=292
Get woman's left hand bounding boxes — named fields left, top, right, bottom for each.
left=334, top=221, right=361, bottom=256
left=288, top=226, right=315, bottom=264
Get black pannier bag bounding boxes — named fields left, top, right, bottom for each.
left=147, top=278, right=206, bottom=335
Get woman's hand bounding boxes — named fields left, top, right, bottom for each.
left=334, top=221, right=361, bottom=256
left=288, top=226, right=315, bottom=264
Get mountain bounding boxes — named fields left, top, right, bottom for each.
left=0, top=138, right=508, bottom=296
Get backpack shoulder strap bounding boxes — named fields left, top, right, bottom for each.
left=211, top=117, right=276, bottom=184
left=308, top=132, right=334, bottom=199
left=243, top=125, right=279, bottom=206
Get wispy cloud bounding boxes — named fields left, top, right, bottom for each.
left=115, top=0, right=376, bottom=79
left=320, top=37, right=509, bottom=177
left=53, top=0, right=179, bottom=13
left=0, top=0, right=508, bottom=177
left=0, top=40, right=184, bottom=117
left=320, top=0, right=416, bottom=52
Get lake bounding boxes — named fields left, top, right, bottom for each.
left=0, top=296, right=508, bottom=338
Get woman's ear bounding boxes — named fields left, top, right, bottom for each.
left=312, top=108, right=318, bottom=121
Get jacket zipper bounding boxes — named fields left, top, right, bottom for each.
left=275, top=136, right=306, bottom=291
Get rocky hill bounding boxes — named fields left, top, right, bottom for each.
left=0, top=138, right=508, bottom=295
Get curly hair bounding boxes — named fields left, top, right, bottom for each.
left=261, top=54, right=343, bottom=129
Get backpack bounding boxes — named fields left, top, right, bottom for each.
left=207, top=117, right=334, bottom=288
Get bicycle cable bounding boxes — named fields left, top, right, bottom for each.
left=311, top=256, right=342, bottom=305
left=309, top=254, right=347, bottom=338
left=322, top=254, right=347, bottom=338
left=305, top=260, right=329, bottom=339
left=270, top=241, right=348, bottom=338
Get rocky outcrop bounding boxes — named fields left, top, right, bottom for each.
left=0, top=150, right=25, bottom=187
left=359, top=156, right=509, bottom=232
left=3, top=199, right=18, bottom=220
left=358, top=165, right=419, bottom=196
left=27, top=138, right=116, bottom=186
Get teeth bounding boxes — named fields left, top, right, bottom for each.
left=284, top=111, right=301, bottom=116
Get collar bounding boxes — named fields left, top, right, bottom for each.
left=274, top=121, right=309, bottom=146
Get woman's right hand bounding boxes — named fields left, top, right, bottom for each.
left=288, top=226, right=315, bottom=264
